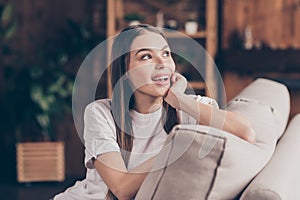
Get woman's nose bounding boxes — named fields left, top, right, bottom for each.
left=154, top=55, right=165, bottom=68
left=155, top=63, right=165, bottom=70
left=155, top=55, right=163, bottom=62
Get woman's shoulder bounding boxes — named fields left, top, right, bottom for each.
left=85, top=98, right=112, bottom=116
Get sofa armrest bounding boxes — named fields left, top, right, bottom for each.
left=227, top=78, right=290, bottom=140
left=241, top=114, right=300, bottom=200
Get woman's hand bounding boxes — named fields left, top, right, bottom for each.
left=164, top=73, right=187, bottom=109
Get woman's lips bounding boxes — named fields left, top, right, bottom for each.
left=151, top=74, right=171, bottom=85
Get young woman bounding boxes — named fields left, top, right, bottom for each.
left=54, top=24, right=255, bottom=200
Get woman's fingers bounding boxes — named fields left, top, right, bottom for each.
left=164, top=73, right=187, bottom=109
left=171, top=73, right=177, bottom=84
left=170, top=73, right=187, bottom=93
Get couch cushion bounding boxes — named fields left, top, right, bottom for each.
left=135, top=125, right=226, bottom=200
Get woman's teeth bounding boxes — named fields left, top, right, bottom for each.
left=152, top=75, right=169, bottom=82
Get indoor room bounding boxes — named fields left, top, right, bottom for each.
left=0, top=0, right=299, bottom=199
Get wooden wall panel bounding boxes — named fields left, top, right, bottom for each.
left=294, top=3, right=300, bottom=48
left=223, top=0, right=300, bottom=49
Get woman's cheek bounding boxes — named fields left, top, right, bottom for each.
left=127, top=65, right=152, bottom=90
left=169, top=61, right=176, bottom=73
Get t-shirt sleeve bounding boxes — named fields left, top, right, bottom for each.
left=194, top=95, right=219, bottom=109
left=83, top=101, right=120, bottom=169
left=178, top=95, right=219, bottom=124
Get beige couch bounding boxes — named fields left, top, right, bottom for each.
left=135, top=78, right=299, bottom=200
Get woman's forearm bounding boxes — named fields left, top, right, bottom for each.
left=176, top=93, right=256, bottom=143
left=95, top=153, right=156, bottom=200
left=116, top=156, right=155, bottom=200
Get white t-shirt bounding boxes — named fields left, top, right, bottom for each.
left=54, top=96, right=218, bottom=200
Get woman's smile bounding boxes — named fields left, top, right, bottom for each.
left=151, top=73, right=171, bottom=86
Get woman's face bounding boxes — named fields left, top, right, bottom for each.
left=127, top=31, right=176, bottom=98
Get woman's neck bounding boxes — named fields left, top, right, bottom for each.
left=133, top=93, right=163, bottom=114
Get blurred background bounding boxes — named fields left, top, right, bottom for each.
left=0, top=0, right=300, bottom=199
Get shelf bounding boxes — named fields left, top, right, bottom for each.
left=113, top=29, right=206, bottom=39
left=163, top=30, right=206, bottom=39
left=106, top=0, right=218, bottom=98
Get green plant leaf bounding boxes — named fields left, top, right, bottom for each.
left=58, top=54, right=68, bottom=65
left=36, top=114, right=50, bottom=129
left=49, top=75, right=65, bottom=93
left=46, top=94, right=55, bottom=105
left=30, top=84, right=43, bottom=103
left=1, top=4, right=14, bottom=27
left=29, top=67, right=43, bottom=79
left=66, top=81, right=74, bottom=94
left=30, top=84, right=53, bottom=112
left=57, top=88, right=68, bottom=98
left=4, top=22, right=17, bottom=39
left=80, top=26, right=90, bottom=39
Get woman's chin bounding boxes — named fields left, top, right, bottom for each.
left=154, top=87, right=169, bottom=97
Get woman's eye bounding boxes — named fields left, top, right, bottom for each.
left=141, top=54, right=152, bottom=60
left=163, top=51, right=170, bottom=57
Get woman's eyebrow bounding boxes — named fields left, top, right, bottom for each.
left=135, top=45, right=170, bottom=56
left=135, top=48, right=152, bottom=56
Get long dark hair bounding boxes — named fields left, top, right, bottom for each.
left=108, top=24, right=178, bottom=200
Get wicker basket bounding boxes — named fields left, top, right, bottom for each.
left=16, top=141, right=65, bottom=183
